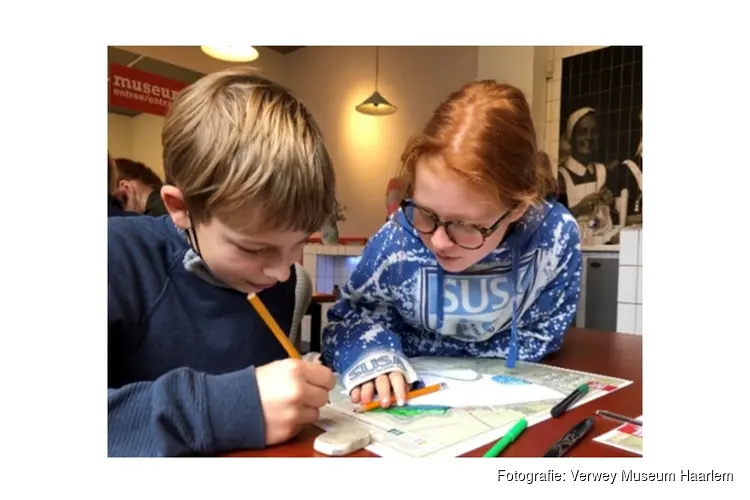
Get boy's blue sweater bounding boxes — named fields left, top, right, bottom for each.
left=321, top=201, right=582, bottom=394
left=108, top=216, right=298, bottom=457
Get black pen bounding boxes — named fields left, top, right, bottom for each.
left=550, top=383, right=590, bottom=418
left=595, top=409, right=642, bottom=427
left=543, top=416, right=595, bottom=457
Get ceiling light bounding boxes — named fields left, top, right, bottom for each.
left=356, top=46, right=397, bottom=116
left=201, top=46, right=259, bottom=63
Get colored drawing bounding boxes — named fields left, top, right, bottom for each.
left=317, top=357, right=633, bottom=458
left=371, top=405, right=452, bottom=419
left=491, top=374, right=531, bottom=385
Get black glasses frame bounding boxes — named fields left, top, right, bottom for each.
left=399, top=199, right=516, bottom=250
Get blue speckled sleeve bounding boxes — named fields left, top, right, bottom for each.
left=321, top=223, right=420, bottom=393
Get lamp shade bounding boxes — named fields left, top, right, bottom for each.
left=356, top=90, right=397, bottom=116
left=201, top=46, right=259, bottom=63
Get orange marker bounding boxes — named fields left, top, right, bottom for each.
left=355, top=382, right=447, bottom=413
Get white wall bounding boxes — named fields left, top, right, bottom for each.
left=129, top=114, right=165, bottom=179
left=107, top=113, right=166, bottom=179
left=284, top=46, right=478, bottom=237
left=477, top=46, right=548, bottom=142
left=107, top=114, right=133, bottom=160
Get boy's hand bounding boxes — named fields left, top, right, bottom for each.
left=256, top=358, right=336, bottom=446
left=349, top=372, right=408, bottom=408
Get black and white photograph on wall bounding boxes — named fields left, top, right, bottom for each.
left=557, top=46, right=642, bottom=244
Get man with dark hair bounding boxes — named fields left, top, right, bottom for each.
left=113, top=158, right=168, bottom=216
left=108, top=153, right=137, bottom=217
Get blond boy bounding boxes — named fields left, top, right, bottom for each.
left=108, top=68, right=337, bottom=456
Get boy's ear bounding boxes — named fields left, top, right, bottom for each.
left=161, top=185, right=191, bottom=229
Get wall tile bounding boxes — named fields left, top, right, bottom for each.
left=617, top=265, right=637, bottom=304
left=635, top=305, right=642, bottom=335
left=636, top=266, right=642, bottom=305
left=619, top=229, right=640, bottom=266
left=617, top=302, right=636, bottom=334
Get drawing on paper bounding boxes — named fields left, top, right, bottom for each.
left=491, top=374, right=531, bottom=385
left=370, top=405, right=452, bottom=420
left=318, top=357, right=633, bottom=458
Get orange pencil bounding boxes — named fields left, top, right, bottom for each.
left=247, top=293, right=301, bottom=359
left=355, top=382, right=447, bottom=413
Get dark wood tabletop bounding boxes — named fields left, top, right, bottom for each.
left=223, top=327, right=642, bottom=458
left=310, top=293, right=336, bottom=303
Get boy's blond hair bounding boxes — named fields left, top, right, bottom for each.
left=162, top=67, right=337, bottom=233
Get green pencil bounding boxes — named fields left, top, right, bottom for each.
left=483, top=418, right=528, bottom=457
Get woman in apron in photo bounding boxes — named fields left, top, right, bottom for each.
left=612, top=109, right=642, bottom=226
left=557, top=107, right=615, bottom=243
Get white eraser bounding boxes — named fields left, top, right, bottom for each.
left=314, top=428, right=371, bottom=457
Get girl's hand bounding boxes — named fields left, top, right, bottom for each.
left=349, top=371, right=408, bottom=408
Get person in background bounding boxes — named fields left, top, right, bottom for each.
left=108, top=68, right=338, bottom=457
left=557, top=107, right=613, bottom=226
left=108, top=153, right=137, bottom=218
left=611, top=108, right=643, bottom=226
left=113, top=158, right=168, bottom=216
left=321, top=81, right=582, bottom=409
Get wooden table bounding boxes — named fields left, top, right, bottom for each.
left=224, top=328, right=642, bottom=458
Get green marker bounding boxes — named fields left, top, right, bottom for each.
left=483, top=418, right=528, bottom=457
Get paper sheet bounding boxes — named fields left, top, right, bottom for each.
left=411, top=370, right=564, bottom=407
left=593, top=416, right=643, bottom=455
left=321, top=357, right=634, bottom=458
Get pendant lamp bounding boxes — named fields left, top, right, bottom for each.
left=356, top=46, right=397, bottom=116
left=201, top=46, right=259, bottom=63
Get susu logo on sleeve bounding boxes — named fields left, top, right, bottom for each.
left=345, top=352, right=408, bottom=385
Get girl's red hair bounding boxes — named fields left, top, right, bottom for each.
left=398, top=80, right=556, bottom=207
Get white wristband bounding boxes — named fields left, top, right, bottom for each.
left=341, top=350, right=419, bottom=394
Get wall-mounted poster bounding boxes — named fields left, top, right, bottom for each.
left=557, top=46, right=642, bottom=244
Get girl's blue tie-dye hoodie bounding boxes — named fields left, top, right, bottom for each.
left=321, top=200, right=582, bottom=394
